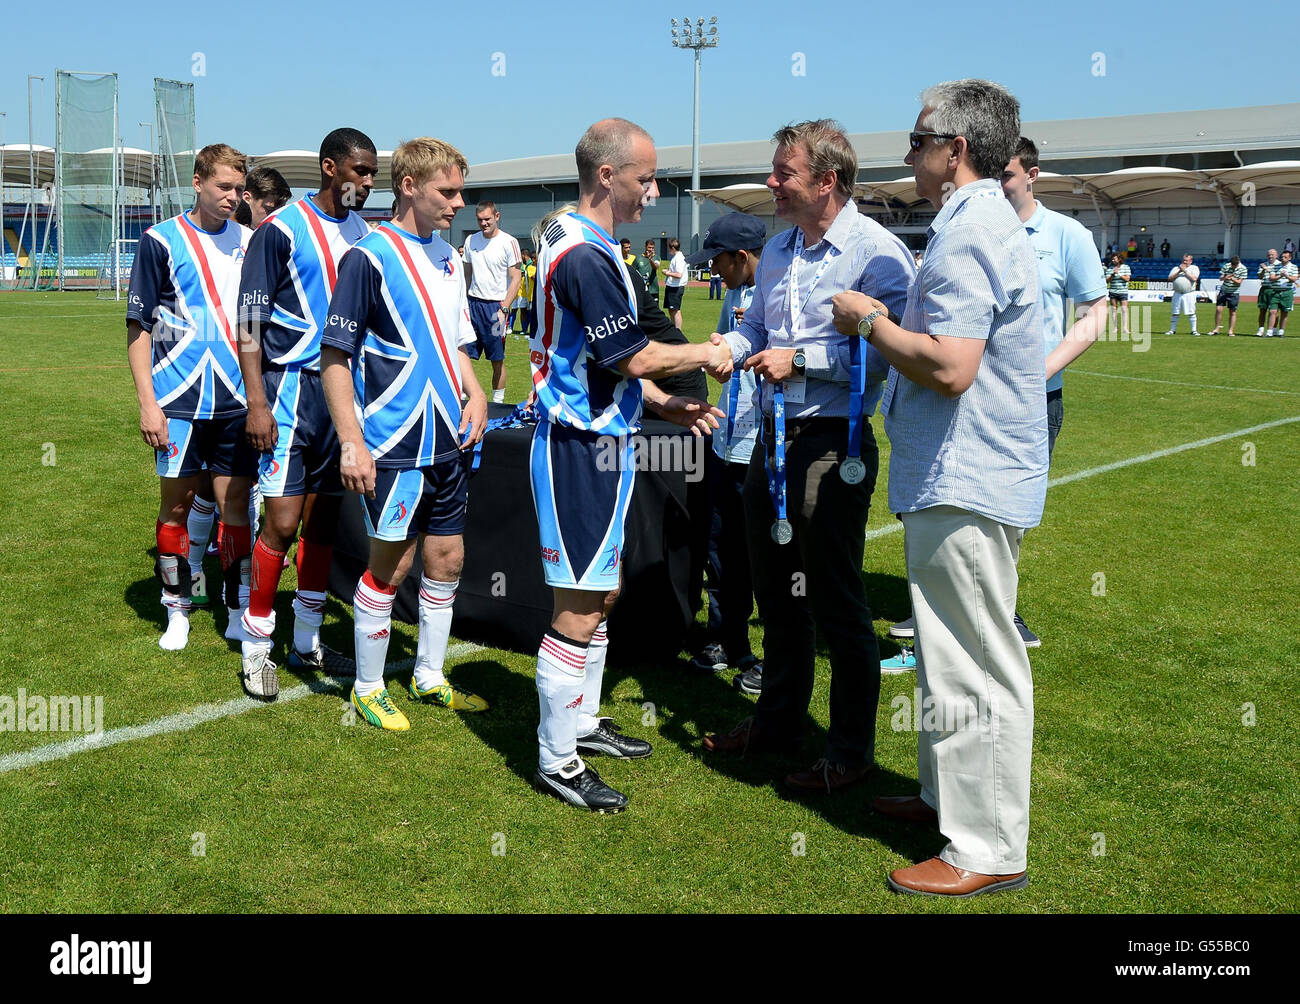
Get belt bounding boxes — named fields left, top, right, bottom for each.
left=760, top=414, right=847, bottom=441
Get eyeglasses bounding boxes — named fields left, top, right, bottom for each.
left=909, top=131, right=958, bottom=151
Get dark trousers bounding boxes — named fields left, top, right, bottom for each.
left=704, top=454, right=755, bottom=660
left=1047, top=389, right=1063, bottom=462
left=742, top=418, right=881, bottom=767
left=708, top=274, right=723, bottom=299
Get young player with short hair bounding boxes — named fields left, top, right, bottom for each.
left=126, top=143, right=257, bottom=651
left=1104, top=253, right=1131, bottom=337
left=235, top=128, right=378, bottom=700
left=235, top=166, right=292, bottom=228
left=189, top=166, right=294, bottom=597
left=682, top=213, right=766, bottom=693
left=320, top=137, right=490, bottom=730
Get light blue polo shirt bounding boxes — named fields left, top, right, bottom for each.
left=1023, top=200, right=1107, bottom=394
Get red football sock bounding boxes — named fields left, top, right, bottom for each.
left=296, top=537, right=334, bottom=593
left=248, top=537, right=287, bottom=619
left=217, top=522, right=252, bottom=571
left=156, top=520, right=189, bottom=558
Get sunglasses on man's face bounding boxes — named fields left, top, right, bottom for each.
left=909, top=131, right=958, bottom=151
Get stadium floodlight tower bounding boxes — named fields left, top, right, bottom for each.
left=669, top=15, right=718, bottom=255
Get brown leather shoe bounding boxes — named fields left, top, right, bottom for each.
left=784, top=758, right=871, bottom=793
left=872, top=794, right=938, bottom=825
left=887, top=856, right=1027, bottom=897
left=702, top=716, right=793, bottom=755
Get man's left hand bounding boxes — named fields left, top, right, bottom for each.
left=655, top=396, right=724, bottom=436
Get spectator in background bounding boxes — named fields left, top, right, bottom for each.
left=1127, top=236, right=1137, bottom=258
left=664, top=237, right=688, bottom=328
left=1256, top=247, right=1282, bottom=336
left=1165, top=254, right=1200, bottom=335
left=463, top=201, right=523, bottom=403
left=1145, top=236, right=1154, bottom=258
left=1160, top=237, right=1171, bottom=258
left=234, top=166, right=291, bottom=227
left=708, top=259, right=723, bottom=299
left=1105, top=253, right=1132, bottom=337
left=1283, top=236, right=1294, bottom=255
left=511, top=248, right=536, bottom=335
left=640, top=239, right=661, bottom=303
left=913, top=249, right=924, bottom=267
left=619, top=237, right=635, bottom=265
left=1209, top=255, right=1247, bottom=336
left=1263, top=249, right=1297, bottom=337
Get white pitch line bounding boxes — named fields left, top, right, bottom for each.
left=865, top=414, right=1300, bottom=540
left=1070, top=369, right=1300, bottom=397
left=0, top=642, right=484, bottom=775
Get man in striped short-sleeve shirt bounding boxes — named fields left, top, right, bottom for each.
left=832, top=78, right=1046, bottom=899
left=1210, top=256, right=1248, bottom=335
left=1104, top=253, right=1131, bottom=336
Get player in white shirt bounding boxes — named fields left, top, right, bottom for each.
left=462, top=202, right=522, bottom=403
left=1165, top=254, right=1200, bottom=335
left=663, top=238, right=689, bottom=329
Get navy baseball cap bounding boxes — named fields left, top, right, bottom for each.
left=684, top=213, right=767, bottom=266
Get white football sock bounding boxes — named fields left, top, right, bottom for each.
left=241, top=606, right=275, bottom=658
left=223, top=557, right=251, bottom=641
left=353, top=575, right=395, bottom=697
left=575, top=620, right=608, bottom=736
left=187, top=497, right=216, bottom=578
left=413, top=576, right=457, bottom=690
left=292, top=589, right=326, bottom=655
left=248, top=482, right=261, bottom=537
left=159, top=605, right=190, bottom=651
left=536, top=630, right=589, bottom=774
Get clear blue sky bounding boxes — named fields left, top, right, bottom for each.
left=4, top=0, right=1297, bottom=165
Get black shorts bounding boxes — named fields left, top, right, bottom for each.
left=1216, top=290, right=1240, bottom=309
left=1108, top=292, right=1128, bottom=302
left=663, top=286, right=685, bottom=311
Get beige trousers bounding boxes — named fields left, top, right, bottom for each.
left=901, top=505, right=1033, bottom=874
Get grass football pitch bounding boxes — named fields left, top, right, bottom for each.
left=0, top=287, right=1296, bottom=913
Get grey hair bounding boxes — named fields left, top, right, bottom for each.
left=919, top=79, right=1020, bottom=180
left=532, top=203, right=578, bottom=250
left=575, top=118, right=653, bottom=192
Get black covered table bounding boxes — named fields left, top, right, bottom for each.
left=330, top=405, right=704, bottom=662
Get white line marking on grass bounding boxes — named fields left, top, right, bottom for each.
left=0, top=642, right=485, bottom=775
left=1070, top=369, right=1300, bottom=397
left=865, top=414, right=1300, bottom=540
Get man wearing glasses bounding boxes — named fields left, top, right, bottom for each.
left=833, top=80, right=1047, bottom=898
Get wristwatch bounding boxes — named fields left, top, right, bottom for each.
left=792, top=348, right=806, bottom=376
left=857, top=308, right=886, bottom=341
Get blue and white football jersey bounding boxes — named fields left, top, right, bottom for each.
left=321, top=223, right=475, bottom=468
left=238, top=194, right=370, bottom=371
left=530, top=212, right=648, bottom=435
left=126, top=212, right=252, bottom=420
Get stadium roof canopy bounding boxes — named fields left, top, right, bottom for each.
left=693, top=162, right=1300, bottom=225
left=3, top=103, right=1295, bottom=196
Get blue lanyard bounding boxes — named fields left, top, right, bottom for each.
left=841, top=336, right=867, bottom=485
left=724, top=368, right=741, bottom=463
left=763, top=384, right=792, bottom=544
